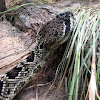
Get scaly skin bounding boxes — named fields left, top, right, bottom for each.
left=0, top=11, right=73, bottom=100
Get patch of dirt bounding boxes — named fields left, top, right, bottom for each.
left=0, top=19, right=37, bottom=76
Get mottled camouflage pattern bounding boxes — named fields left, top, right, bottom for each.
left=0, top=11, right=72, bottom=100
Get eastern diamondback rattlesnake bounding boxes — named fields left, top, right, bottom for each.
left=0, top=11, right=73, bottom=100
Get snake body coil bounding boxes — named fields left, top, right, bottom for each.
left=0, top=11, right=72, bottom=100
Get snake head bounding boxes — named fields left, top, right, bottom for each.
left=56, top=11, right=74, bottom=21
left=56, top=11, right=74, bottom=32
left=55, top=11, right=74, bottom=44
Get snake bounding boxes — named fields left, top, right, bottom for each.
left=0, top=11, right=73, bottom=100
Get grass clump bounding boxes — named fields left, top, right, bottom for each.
left=52, top=7, right=100, bottom=100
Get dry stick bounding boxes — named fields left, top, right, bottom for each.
left=24, top=82, right=51, bottom=90
left=88, top=31, right=100, bottom=100
left=36, top=80, right=39, bottom=100
left=96, top=91, right=100, bottom=100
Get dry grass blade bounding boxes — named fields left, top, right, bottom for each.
left=88, top=12, right=100, bottom=100
left=88, top=29, right=97, bottom=100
